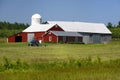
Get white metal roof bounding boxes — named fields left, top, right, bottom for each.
left=51, top=31, right=82, bottom=37
left=23, top=24, right=56, bottom=32
left=23, top=21, right=112, bottom=34
left=48, top=21, right=112, bottom=34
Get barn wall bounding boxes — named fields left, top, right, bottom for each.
left=78, top=37, right=83, bottom=42
left=8, top=32, right=27, bottom=42
left=81, top=33, right=91, bottom=44
left=82, top=33, right=101, bottom=44
left=47, top=25, right=64, bottom=31
left=8, top=32, right=45, bottom=43
left=34, top=32, right=45, bottom=40
left=80, top=32, right=112, bottom=44
left=58, top=36, right=83, bottom=43
left=21, top=32, right=27, bottom=42
left=8, top=35, right=15, bottom=42
left=66, top=37, right=75, bottom=42
left=101, top=34, right=112, bottom=44
left=58, top=36, right=63, bottom=42
left=26, top=32, right=45, bottom=42
left=43, top=32, right=57, bottom=42
left=92, top=34, right=101, bottom=43
left=66, top=36, right=82, bottom=43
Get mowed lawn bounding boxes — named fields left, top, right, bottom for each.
left=0, top=40, right=120, bottom=80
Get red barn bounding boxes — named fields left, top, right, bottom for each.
left=8, top=24, right=65, bottom=43
left=8, top=13, right=112, bottom=44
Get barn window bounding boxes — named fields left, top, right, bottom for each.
left=49, top=36, right=52, bottom=42
left=55, top=25, right=58, bottom=28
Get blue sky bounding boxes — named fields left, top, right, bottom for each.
left=0, top=0, right=120, bottom=25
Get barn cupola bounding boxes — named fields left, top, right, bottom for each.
left=31, top=13, right=42, bottom=25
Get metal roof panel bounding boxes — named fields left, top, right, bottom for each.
left=51, top=31, right=82, bottom=37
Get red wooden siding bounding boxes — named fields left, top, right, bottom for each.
left=43, top=31, right=83, bottom=43
left=21, top=32, right=27, bottom=42
left=34, top=32, right=45, bottom=40
left=8, top=32, right=27, bottom=42
left=43, top=32, right=57, bottom=42
left=7, top=24, right=65, bottom=43
left=47, top=25, right=64, bottom=31
left=7, top=24, right=83, bottom=43
left=8, top=32, right=45, bottom=42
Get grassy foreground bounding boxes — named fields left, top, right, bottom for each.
left=0, top=41, right=120, bottom=62
left=0, top=39, right=120, bottom=80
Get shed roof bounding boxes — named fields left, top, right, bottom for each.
left=51, top=31, right=82, bottom=37
left=48, top=21, right=112, bottom=34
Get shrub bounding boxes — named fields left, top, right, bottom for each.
left=3, top=56, right=11, bottom=70
left=0, top=56, right=29, bottom=72
left=0, top=56, right=120, bottom=72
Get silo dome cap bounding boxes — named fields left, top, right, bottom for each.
left=32, top=13, right=41, bottom=18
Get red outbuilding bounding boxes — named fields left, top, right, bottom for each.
left=43, top=31, right=82, bottom=43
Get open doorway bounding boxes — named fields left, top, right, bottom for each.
left=15, top=36, right=22, bottom=42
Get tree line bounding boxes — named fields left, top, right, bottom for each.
left=107, top=21, right=120, bottom=39
left=0, top=21, right=29, bottom=30
left=0, top=21, right=120, bottom=39
left=0, top=21, right=29, bottom=38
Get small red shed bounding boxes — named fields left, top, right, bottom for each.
left=8, top=32, right=27, bottom=42
left=43, top=31, right=83, bottom=43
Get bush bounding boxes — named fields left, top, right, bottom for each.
left=0, top=56, right=120, bottom=72
left=0, top=56, right=29, bottom=72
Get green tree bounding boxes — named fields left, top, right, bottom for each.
left=0, top=21, right=29, bottom=38
left=117, top=21, right=120, bottom=28
left=107, top=22, right=113, bottom=28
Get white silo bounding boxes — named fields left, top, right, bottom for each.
left=31, top=13, right=42, bottom=25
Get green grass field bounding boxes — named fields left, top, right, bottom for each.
left=0, top=38, right=120, bottom=80
left=0, top=41, right=120, bottom=62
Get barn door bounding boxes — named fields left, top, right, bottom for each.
left=15, top=36, right=22, bottom=42
left=83, top=36, right=90, bottom=44
left=27, top=33, right=34, bottom=42
left=93, top=34, right=101, bottom=43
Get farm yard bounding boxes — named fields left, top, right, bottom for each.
left=0, top=0, right=120, bottom=79
left=0, top=38, right=120, bottom=80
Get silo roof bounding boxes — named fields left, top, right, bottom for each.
left=32, top=13, right=41, bottom=18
